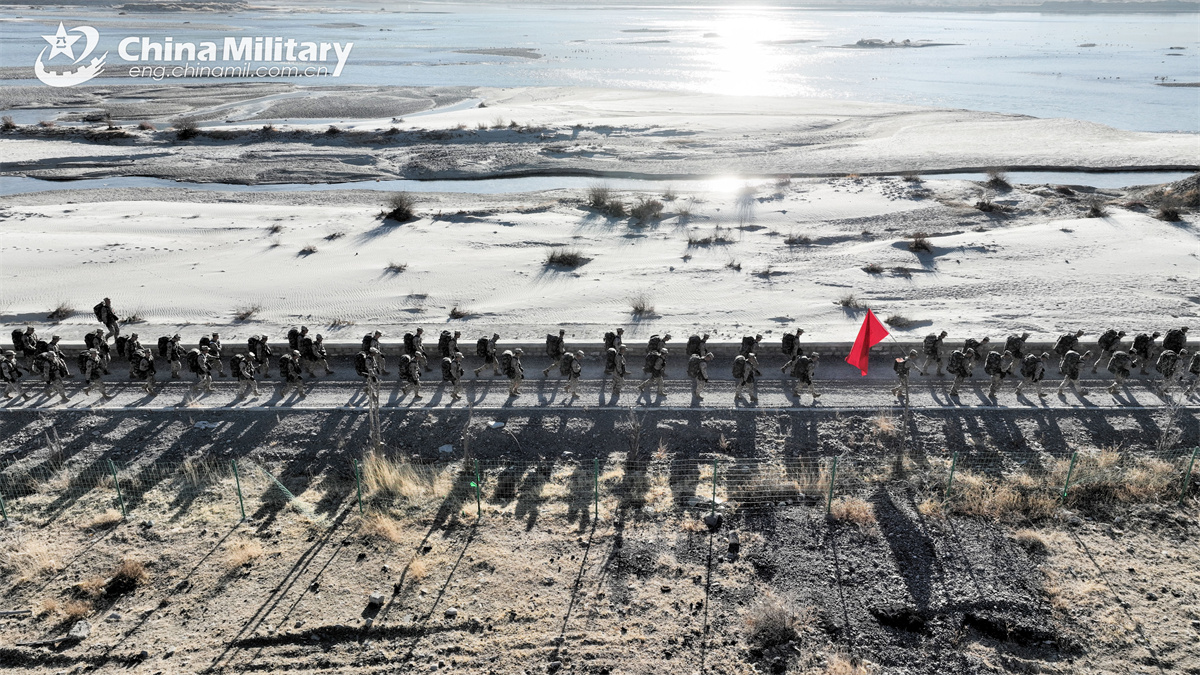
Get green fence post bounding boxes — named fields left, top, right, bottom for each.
left=593, top=458, right=599, bottom=521
left=826, top=457, right=838, bottom=514
left=711, top=458, right=719, bottom=516
left=354, top=458, right=364, bottom=516
left=1180, top=447, right=1198, bottom=508
left=1060, top=451, right=1079, bottom=502
left=108, top=459, right=126, bottom=519
left=945, top=452, right=959, bottom=501
left=474, top=459, right=482, bottom=518
left=231, top=460, right=246, bottom=521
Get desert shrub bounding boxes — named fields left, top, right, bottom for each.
left=106, top=558, right=148, bottom=595
left=1, top=116, right=16, bottom=131
left=745, top=592, right=812, bottom=648
left=325, top=125, right=342, bottom=135
left=385, top=262, right=407, bottom=274
left=545, top=248, right=588, bottom=268
left=3, top=539, right=61, bottom=583
left=661, top=187, right=677, bottom=202
left=172, top=117, right=199, bottom=140
left=82, top=509, right=122, bottom=530
left=1155, top=204, right=1181, bottom=221
left=885, top=314, right=916, bottom=328
left=901, top=171, right=922, bottom=183
left=629, top=293, right=655, bottom=317
left=862, top=263, right=884, bottom=274
left=137, top=121, right=155, bottom=131
left=828, top=497, right=876, bottom=525
left=975, top=199, right=1006, bottom=213
left=908, top=233, right=933, bottom=253
left=630, top=197, right=664, bottom=222
left=62, top=600, right=93, bottom=620
left=362, top=451, right=445, bottom=502
left=1055, top=185, right=1075, bottom=196
left=587, top=185, right=611, bottom=208
left=226, top=539, right=264, bottom=568
left=449, top=306, right=471, bottom=319
left=324, top=231, right=344, bottom=241
left=892, top=266, right=913, bottom=278
left=1179, top=188, right=1199, bottom=208
left=1085, top=200, right=1107, bottom=218
left=726, top=260, right=742, bottom=271
left=837, top=294, right=866, bottom=309
left=985, top=168, right=1011, bottom=190
left=383, top=192, right=417, bottom=222
left=298, top=245, right=318, bottom=256
left=234, top=305, right=260, bottom=321
left=363, top=514, right=403, bottom=543
left=784, top=232, right=813, bottom=247
left=38, top=120, right=55, bottom=128
left=687, top=227, right=732, bottom=247
left=47, top=302, right=74, bottom=321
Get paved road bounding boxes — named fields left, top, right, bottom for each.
left=3, top=371, right=1195, bottom=412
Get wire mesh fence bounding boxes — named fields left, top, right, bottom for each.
left=0, top=445, right=1196, bottom=525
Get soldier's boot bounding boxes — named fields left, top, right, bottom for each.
left=809, top=384, right=820, bottom=399
left=988, top=380, right=999, bottom=398
left=749, top=382, right=758, bottom=403
left=99, top=382, right=112, bottom=398
left=508, top=380, right=520, bottom=397
left=694, top=379, right=704, bottom=400
left=950, top=375, right=962, bottom=397
left=323, top=360, right=334, bottom=375
left=734, top=383, right=744, bottom=401
left=452, top=383, right=463, bottom=400
left=1035, top=381, right=1046, bottom=398
left=612, top=377, right=623, bottom=396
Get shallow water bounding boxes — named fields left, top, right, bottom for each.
left=0, top=171, right=1190, bottom=197
left=1, top=4, right=1197, bottom=132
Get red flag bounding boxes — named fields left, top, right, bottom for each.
left=845, top=309, right=889, bottom=376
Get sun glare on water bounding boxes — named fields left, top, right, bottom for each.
left=699, top=10, right=806, bottom=97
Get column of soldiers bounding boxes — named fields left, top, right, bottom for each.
left=4, top=299, right=1197, bottom=404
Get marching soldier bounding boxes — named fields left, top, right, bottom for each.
left=1092, top=328, right=1125, bottom=373
left=363, top=331, right=389, bottom=375
left=248, top=334, right=273, bottom=377
left=1056, top=349, right=1092, bottom=397
left=948, top=347, right=975, bottom=398
left=1, top=350, right=31, bottom=400
left=638, top=348, right=668, bottom=397
left=1131, top=331, right=1159, bottom=374
left=783, top=350, right=820, bottom=402
left=300, top=332, right=334, bottom=377
left=542, top=329, right=568, bottom=377
left=1015, top=351, right=1049, bottom=397
left=984, top=349, right=1014, bottom=399
left=474, top=333, right=501, bottom=377
left=503, top=348, right=525, bottom=397
left=606, top=344, right=628, bottom=395
left=687, top=350, right=712, bottom=400
left=82, top=348, right=112, bottom=398
left=1053, top=330, right=1084, bottom=374
left=919, top=330, right=948, bottom=376
left=164, top=334, right=185, bottom=379
left=278, top=349, right=306, bottom=398
left=735, top=352, right=761, bottom=403
left=438, top=330, right=461, bottom=360
left=355, top=348, right=381, bottom=399
left=404, top=327, right=432, bottom=372
left=1003, top=332, right=1031, bottom=372
left=188, top=345, right=215, bottom=394
left=40, top=352, right=70, bottom=404
left=129, top=346, right=157, bottom=394
left=399, top=353, right=422, bottom=400
left=94, top=297, right=120, bottom=340
left=442, top=351, right=465, bottom=400
left=562, top=350, right=585, bottom=398
left=893, top=349, right=918, bottom=401
left=232, top=352, right=259, bottom=398
left=199, top=333, right=225, bottom=377
left=1155, top=348, right=1186, bottom=391
left=1105, top=350, right=1135, bottom=394
left=781, top=328, right=804, bottom=359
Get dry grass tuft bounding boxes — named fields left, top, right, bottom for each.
left=4, top=539, right=62, bottom=583
left=745, top=592, right=814, bottom=648
left=81, top=508, right=123, bottom=530
left=908, top=232, right=933, bottom=253
left=408, top=558, right=429, bottom=580
left=233, top=304, right=260, bottom=321
left=35, top=598, right=60, bottom=616
left=226, top=538, right=264, bottom=568
left=825, top=654, right=873, bottom=675
left=383, top=192, right=417, bottom=222
left=299, top=244, right=318, bottom=256
left=47, top=302, right=74, bottom=321
left=362, top=452, right=446, bottom=503
left=448, top=306, right=471, bottom=320
left=885, top=314, right=916, bottom=329
left=916, top=498, right=945, bottom=519
left=630, top=196, right=664, bottom=222
left=836, top=294, right=866, bottom=310
left=1012, top=529, right=1049, bottom=556
left=137, top=121, right=156, bottom=131
left=945, top=470, right=1058, bottom=521
left=385, top=261, right=408, bottom=274
left=629, top=292, right=655, bottom=317
left=107, top=558, right=148, bottom=595
left=861, top=263, right=884, bottom=275
left=545, top=248, right=588, bottom=268
left=869, top=415, right=899, bottom=440
left=829, top=497, right=876, bottom=525
left=363, top=513, right=403, bottom=542
left=62, top=599, right=93, bottom=621
left=74, top=576, right=107, bottom=599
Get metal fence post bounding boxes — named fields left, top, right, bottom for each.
left=826, top=457, right=838, bottom=514
left=1180, top=446, right=1198, bottom=508
left=593, top=458, right=599, bottom=521
left=1060, top=452, right=1079, bottom=502
left=711, top=458, right=719, bottom=516
left=0, top=486, right=8, bottom=522
left=108, top=459, right=127, bottom=519
left=474, top=459, right=482, bottom=518
left=231, top=460, right=246, bottom=521
left=945, top=452, right=959, bottom=501
left=354, top=458, right=364, bottom=515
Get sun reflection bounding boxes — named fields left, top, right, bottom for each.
left=701, top=10, right=795, bottom=97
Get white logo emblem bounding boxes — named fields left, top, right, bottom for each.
left=35, top=23, right=106, bottom=87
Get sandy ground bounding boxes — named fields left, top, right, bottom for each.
left=1, top=86, right=1196, bottom=183
left=2, top=175, right=1197, bottom=346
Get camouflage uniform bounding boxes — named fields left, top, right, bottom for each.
left=688, top=351, right=713, bottom=400
left=1105, top=351, right=1134, bottom=394
left=1154, top=349, right=1186, bottom=391
left=233, top=353, right=260, bottom=398
left=129, top=347, right=156, bottom=394
left=442, top=352, right=465, bottom=400
left=919, top=331, right=948, bottom=377
left=542, top=329, right=568, bottom=378
left=278, top=350, right=306, bottom=398
left=474, top=334, right=501, bottom=377
left=1, top=351, right=31, bottom=400
left=249, top=335, right=273, bottom=378
left=200, top=333, right=226, bottom=377
left=356, top=348, right=382, bottom=399
left=1184, top=351, right=1200, bottom=396
left=190, top=346, right=215, bottom=394
left=40, top=353, right=70, bottom=403
left=562, top=350, right=586, bottom=398
left=1092, top=329, right=1125, bottom=373
left=1053, top=330, right=1084, bottom=375
left=607, top=345, right=628, bottom=395
left=984, top=350, right=1014, bottom=399
left=1131, top=332, right=1159, bottom=375
left=165, top=335, right=185, bottom=379
left=364, top=331, right=389, bottom=375
left=406, top=328, right=432, bottom=373
left=735, top=353, right=761, bottom=403
left=948, top=348, right=976, bottom=397
left=1014, top=352, right=1049, bottom=398
left=1056, top=349, right=1091, bottom=397
left=95, top=297, right=120, bottom=340
left=783, top=351, right=820, bottom=401
left=638, top=348, right=668, bottom=397
left=892, top=349, right=918, bottom=400
left=1003, top=333, right=1031, bottom=374
left=399, top=353, right=422, bottom=400
left=82, top=348, right=112, bottom=398
left=300, top=333, right=334, bottom=377
left=504, top=348, right=525, bottom=397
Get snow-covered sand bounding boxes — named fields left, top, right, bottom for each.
left=2, top=174, right=1196, bottom=347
